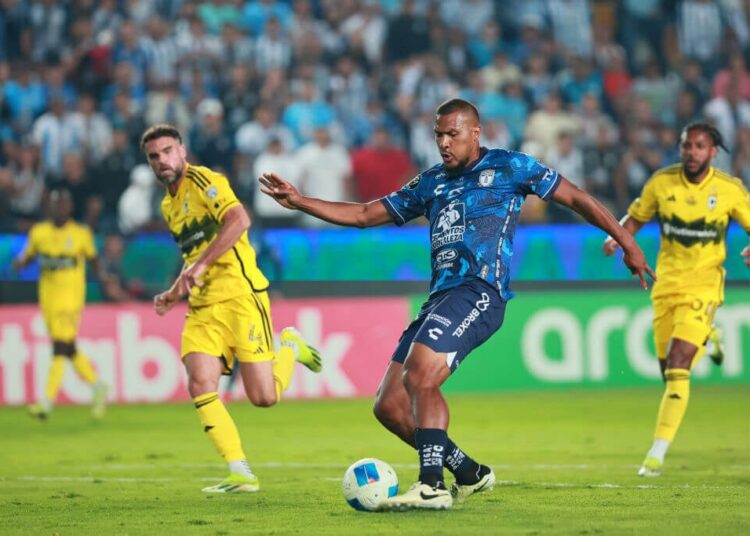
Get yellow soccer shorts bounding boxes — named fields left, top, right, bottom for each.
left=181, top=292, right=276, bottom=374
left=42, top=307, right=82, bottom=342
left=652, top=289, right=721, bottom=359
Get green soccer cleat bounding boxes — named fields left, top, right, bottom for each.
left=707, top=325, right=724, bottom=366
left=378, top=481, right=452, bottom=511
left=638, top=456, right=663, bottom=477
left=450, top=465, right=496, bottom=503
left=201, top=473, right=260, bottom=493
left=92, top=382, right=109, bottom=419
left=281, top=327, right=322, bottom=373
left=27, top=404, right=50, bottom=421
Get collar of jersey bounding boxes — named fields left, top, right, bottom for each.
left=680, top=165, right=715, bottom=190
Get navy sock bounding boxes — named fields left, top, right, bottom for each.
left=415, top=428, right=447, bottom=488
left=444, top=437, right=482, bottom=485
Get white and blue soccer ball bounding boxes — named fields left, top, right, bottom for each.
left=342, top=458, right=399, bottom=511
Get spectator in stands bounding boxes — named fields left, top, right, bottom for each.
left=117, top=163, right=159, bottom=235
left=281, top=79, right=336, bottom=146
left=58, top=151, right=101, bottom=230
left=99, top=233, right=141, bottom=301
left=252, top=136, right=301, bottom=228
left=29, top=0, right=67, bottom=63
left=296, top=126, right=351, bottom=227
left=712, top=50, right=750, bottom=100
left=67, top=93, right=113, bottom=166
left=7, top=142, right=44, bottom=229
left=30, top=97, right=76, bottom=182
left=524, top=91, right=581, bottom=157
left=254, top=15, right=292, bottom=75
left=190, top=97, right=234, bottom=177
left=3, top=62, right=46, bottom=132
left=351, top=126, right=416, bottom=203
left=676, top=0, right=724, bottom=77
left=95, top=128, right=138, bottom=233
left=385, top=0, right=430, bottom=63
left=704, top=79, right=750, bottom=154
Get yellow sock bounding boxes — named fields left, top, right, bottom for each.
left=273, top=345, right=296, bottom=401
left=654, top=368, right=691, bottom=442
left=194, top=392, right=246, bottom=462
left=72, top=351, right=97, bottom=384
left=45, top=356, right=66, bottom=402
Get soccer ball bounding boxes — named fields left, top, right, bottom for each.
left=342, top=458, right=399, bottom=511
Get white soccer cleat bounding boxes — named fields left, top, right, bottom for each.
left=638, top=456, right=663, bottom=477
left=450, top=465, right=495, bottom=503
left=378, top=481, right=452, bottom=511
left=201, top=473, right=260, bottom=493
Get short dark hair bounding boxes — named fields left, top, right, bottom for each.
left=436, top=98, right=481, bottom=124
left=682, top=122, right=728, bottom=152
left=140, top=124, right=182, bottom=151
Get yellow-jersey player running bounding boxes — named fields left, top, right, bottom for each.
left=603, top=123, right=750, bottom=476
left=141, top=124, right=322, bottom=494
left=12, top=188, right=109, bottom=420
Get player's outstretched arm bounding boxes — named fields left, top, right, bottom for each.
left=602, top=215, right=645, bottom=256
left=551, top=177, right=656, bottom=289
left=259, top=172, right=393, bottom=228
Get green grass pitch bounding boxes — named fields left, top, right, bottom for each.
left=2, top=385, right=749, bottom=535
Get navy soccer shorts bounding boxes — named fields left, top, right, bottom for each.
left=391, top=279, right=507, bottom=372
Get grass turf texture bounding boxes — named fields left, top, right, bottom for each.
left=2, top=385, right=749, bottom=535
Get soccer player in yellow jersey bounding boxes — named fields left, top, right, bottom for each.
left=12, top=188, right=109, bottom=420
left=603, top=123, right=750, bottom=476
left=140, top=124, right=322, bottom=494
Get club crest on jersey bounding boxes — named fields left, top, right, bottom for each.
left=65, top=236, right=73, bottom=250
left=708, top=188, right=717, bottom=210
left=479, top=169, right=495, bottom=187
left=432, top=201, right=465, bottom=248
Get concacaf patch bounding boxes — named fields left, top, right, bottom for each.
left=405, top=174, right=421, bottom=189
left=206, top=186, right=218, bottom=199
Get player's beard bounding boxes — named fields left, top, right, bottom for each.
left=683, top=158, right=710, bottom=181
left=156, top=161, right=185, bottom=185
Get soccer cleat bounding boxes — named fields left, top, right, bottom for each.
left=92, top=382, right=109, bottom=419
left=707, top=326, right=724, bottom=366
left=638, top=456, right=663, bottom=477
left=281, top=327, right=322, bottom=373
left=201, top=473, right=260, bottom=493
left=27, top=404, right=50, bottom=421
left=450, top=465, right=496, bottom=503
left=377, top=481, right=452, bottom=511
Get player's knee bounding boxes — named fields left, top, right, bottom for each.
left=246, top=390, right=277, bottom=408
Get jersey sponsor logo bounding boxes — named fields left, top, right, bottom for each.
left=426, top=313, right=452, bottom=327
left=452, top=292, right=491, bottom=338
left=659, top=214, right=726, bottom=247
left=39, top=255, right=78, bottom=271
left=432, top=201, right=465, bottom=248
left=428, top=327, right=443, bottom=340
left=172, top=216, right=221, bottom=254
left=435, top=249, right=457, bottom=263
left=479, top=169, right=495, bottom=187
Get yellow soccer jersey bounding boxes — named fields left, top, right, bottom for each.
left=628, top=164, right=750, bottom=298
left=161, top=163, right=269, bottom=306
left=21, top=220, right=96, bottom=310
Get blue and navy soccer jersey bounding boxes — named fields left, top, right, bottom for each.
left=381, top=148, right=560, bottom=301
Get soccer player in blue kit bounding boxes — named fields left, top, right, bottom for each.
left=260, top=99, right=654, bottom=510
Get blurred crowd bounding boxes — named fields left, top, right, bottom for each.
left=3, top=0, right=750, bottom=236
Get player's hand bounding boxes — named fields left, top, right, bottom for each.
left=742, top=245, right=750, bottom=268
left=154, top=289, right=179, bottom=316
left=622, top=245, right=656, bottom=290
left=11, top=257, right=23, bottom=272
left=602, top=238, right=620, bottom=256
left=177, top=261, right=206, bottom=296
left=258, top=172, right=301, bottom=209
